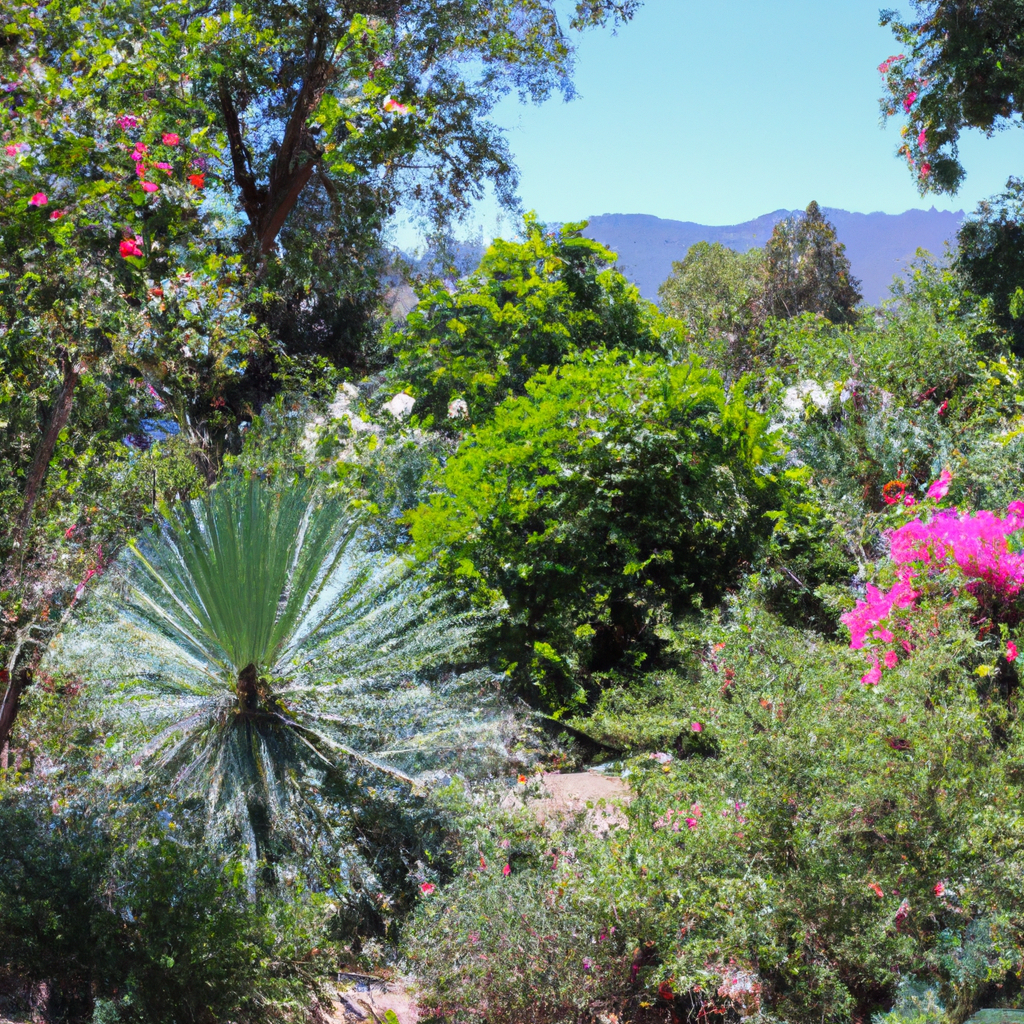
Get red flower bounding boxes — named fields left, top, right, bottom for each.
left=189, top=172, right=205, bottom=188
left=142, top=181, right=158, bottom=193
left=882, top=480, right=907, bottom=505
left=934, top=881, right=945, bottom=897
left=868, top=882, right=884, bottom=898
left=49, top=209, right=64, bottom=220
left=162, top=132, right=180, bottom=145
left=502, top=863, right=511, bottom=876
left=28, top=192, right=47, bottom=207
left=1008, top=641, right=1018, bottom=663
left=691, top=721, right=703, bottom=733
left=119, top=237, right=143, bottom=258
left=419, top=882, right=435, bottom=895
left=517, top=774, right=527, bottom=783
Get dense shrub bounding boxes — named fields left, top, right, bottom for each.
left=407, top=596, right=1024, bottom=1024
left=408, top=351, right=802, bottom=710
left=0, top=793, right=334, bottom=1024
left=387, top=215, right=674, bottom=427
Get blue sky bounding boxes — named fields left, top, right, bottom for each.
left=394, top=0, right=1023, bottom=246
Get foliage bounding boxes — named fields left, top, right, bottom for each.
left=760, top=201, right=862, bottom=324
left=408, top=351, right=798, bottom=710
left=657, top=241, right=767, bottom=380
left=879, top=0, right=1024, bottom=194
left=0, top=790, right=334, bottom=1024
left=955, top=177, right=1024, bottom=355
left=387, top=215, right=673, bottom=426
left=46, top=475, right=507, bottom=865
left=408, top=596, right=1024, bottom=1024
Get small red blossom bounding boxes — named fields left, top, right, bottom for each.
left=4, top=144, right=23, bottom=156
left=161, top=132, right=180, bottom=145
left=502, top=863, right=511, bottom=876
left=383, top=96, right=410, bottom=114
left=49, top=209, right=64, bottom=221
left=134, top=142, right=148, bottom=154
left=868, top=881, right=884, bottom=898
left=419, top=882, right=435, bottom=895
left=882, top=480, right=908, bottom=505
left=937, top=399, right=948, bottom=415
left=934, top=881, right=945, bottom=897
left=189, top=172, right=205, bottom=188
left=141, top=181, right=158, bottom=193
left=119, top=237, right=143, bottom=258
left=28, top=192, right=47, bottom=207
left=920, top=162, right=932, bottom=178
left=691, top=721, right=703, bottom=733
left=517, top=774, right=527, bottom=783
left=903, top=91, right=918, bottom=112
left=1007, top=641, right=1018, bottom=663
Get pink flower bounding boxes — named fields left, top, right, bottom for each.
left=119, top=237, right=143, bottom=258
left=154, top=162, right=172, bottom=172
left=502, top=863, right=511, bottom=876
left=934, top=882, right=945, bottom=897
left=383, top=96, right=410, bottom=114
left=884, top=651, right=899, bottom=669
left=904, top=495, right=917, bottom=507
left=64, top=526, right=76, bottom=539
left=4, top=143, right=22, bottom=156
left=878, top=54, right=905, bottom=74
left=927, top=469, right=952, bottom=501
left=135, top=163, right=146, bottom=178
left=903, top=91, right=918, bottom=112
left=131, top=151, right=145, bottom=163
left=49, top=209, right=64, bottom=220
left=917, top=130, right=927, bottom=151
left=28, top=192, right=47, bottom=207
left=691, top=721, right=703, bottom=733
left=134, top=142, right=148, bottom=154
left=920, top=162, right=932, bottom=178
left=861, top=659, right=882, bottom=686
left=1008, top=641, right=1018, bottom=663
left=116, top=114, right=138, bottom=129
left=161, top=132, right=180, bottom=145
left=419, top=882, right=435, bottom=895
left=685, top=817, right=698, bottom=830
left=141, top=181, right=158, bottom=193
left=937, top=400, right=948, bottom=415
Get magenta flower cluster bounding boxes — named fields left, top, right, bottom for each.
left=842, top=471, right=1024, bottom=684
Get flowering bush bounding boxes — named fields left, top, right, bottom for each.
left=842, top=470, right=1024, bottom=684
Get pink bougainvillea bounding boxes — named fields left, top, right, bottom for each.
left=28, top=192, right=47, bottom=206
left=903, top=91, right=918, bottom=112
left=843, top=470, right=1024, bottom=682
left=161, top=132, right=180, bottom=145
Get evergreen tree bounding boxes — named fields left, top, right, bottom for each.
left=760, top=202, right=863, bottom=324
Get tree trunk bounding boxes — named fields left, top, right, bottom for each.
left=12, top=350, right=80, bottom=553
left=0, top=667, right=31, bottom=766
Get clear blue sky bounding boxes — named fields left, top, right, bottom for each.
left=395, top=0, right=1023, bottom=246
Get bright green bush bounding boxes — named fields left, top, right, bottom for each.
left=408, top=351, right=801, bottom=710
left=387, top=215, right=674, bottom=427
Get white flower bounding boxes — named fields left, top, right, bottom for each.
left=383, top=392, right=415, bottom=419
left=447, top=397, right=469, bottom=419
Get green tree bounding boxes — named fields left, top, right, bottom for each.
left=760, top=202, right=862, bottom=324
left=955, top=177, right=1024, bottom=354
left=879, top=0, right=1024, bottom=194
left=48, top=476, right=504, bottom=865
left=657, top=241, right=766, bottom=379
left=388, top=215, right=673, bottom=426
left=408, top=352, right=797, bottom=710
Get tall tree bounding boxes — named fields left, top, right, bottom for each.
left=878, top=0, right=1024, bottom=194
left=955, top=177, right=1024, bottom=354
left=760, top=202, right=862, bottom=324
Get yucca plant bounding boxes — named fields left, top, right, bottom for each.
left=48, top=475, right=506, bottom=862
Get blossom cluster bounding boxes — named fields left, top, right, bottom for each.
left=842, top=470, right=1024, bottom=684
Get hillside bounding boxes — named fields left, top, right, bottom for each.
left=583, top=207, right=965, bottom=306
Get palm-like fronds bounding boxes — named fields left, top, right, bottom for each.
left=49, top=476, right=507, bottom=858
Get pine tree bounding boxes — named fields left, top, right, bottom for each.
left=760, top=202, right=863, bottom=323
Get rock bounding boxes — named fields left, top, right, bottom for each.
left=500, top=771, right=631, bottom=834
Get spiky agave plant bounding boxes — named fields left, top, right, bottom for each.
left=49, top=475, right=506, bottom=860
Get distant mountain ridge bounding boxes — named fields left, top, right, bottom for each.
left=582, top=208, right=965, bottom=306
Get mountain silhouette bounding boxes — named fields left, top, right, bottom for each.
left=583, top=208, right=965, bottom=306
